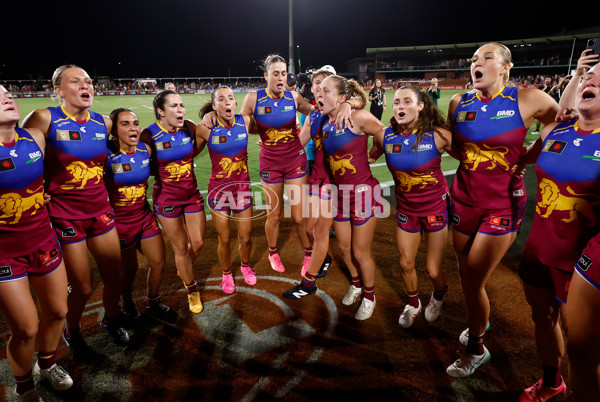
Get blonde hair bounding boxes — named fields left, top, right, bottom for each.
left=486, top=42, right=513, bottom=84
left=324, top=75, right=367, bottom=106
left=51, top=64, right=86, bottom=102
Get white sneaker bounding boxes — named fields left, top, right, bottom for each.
left=398, top=299, right=422, bottom=328
left=354, top=297, right=376, bottom=320
left=34, top=362, right=73, bottom=391
left=446, top=345, right=491, bottom=377
left=342, top=285, right=362, bottom=306
left=459, top=321, right=491, bottom=346
left=424, top=293, right=444, bottom=322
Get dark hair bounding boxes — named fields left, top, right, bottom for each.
left=390, top=85, right=449, bottom=149
left=198, top=86, right=233, bottom=119
left=263, top=54, right=286, bottom=73
left=109, top=108, right=133, bottom=136
left=152, top=90, right=177, bottom=120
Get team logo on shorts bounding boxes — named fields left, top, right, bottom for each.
left=261, top=172, right=270, bottom=180
left=0, top=265, right=13, bottom=278
left=101, top=213, right=115, bottom=224
left=40, top=247, right=60, bottom=265
left=450, top=214, right=460, bottom=225
left=457, top=111, right=477, bottom=122
left=490, top=216, right=511, bottom=228
left=0, top=157, right=16, bottom=172
left=162, top=205, right=175, bottom=214
left=577, top=254, right=592, bottom=272
left=427, top=215, right=446, bottom=224
left=396, top=212, right=408, bottom=224
left=61, top=227, right=77, bottom=238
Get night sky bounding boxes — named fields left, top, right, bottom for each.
left=3, top=0, right=598, bottom=81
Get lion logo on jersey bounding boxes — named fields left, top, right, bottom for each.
left=536, top=178, right=600, bottom=226
left=164, top=160, right=193, bottom=182
left=116, top=184, right=147, bottom=206
left=264, top=128, right=295, bottom=146
left=217, top=157, right=247, bottom=179
left=462, top=142, right=511, bottom=171
left=0, top=186, right=44, bottom=225
left=329, top=154, right=356, bottom=176
left=394, top=171, right=438, bottom=192
left=61, top=161, right=104, bottom=190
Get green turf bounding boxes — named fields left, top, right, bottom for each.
left=14, top=89, right=540, bottom=228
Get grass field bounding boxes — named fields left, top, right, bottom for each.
left=14, top=89, right=540, bottom=232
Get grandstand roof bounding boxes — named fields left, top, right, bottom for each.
left=366, top=31, right=600, bottom=55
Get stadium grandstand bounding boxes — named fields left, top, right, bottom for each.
left=3, top=28, right=599, bottom=97
left=347, top=28, right=600, bottom=90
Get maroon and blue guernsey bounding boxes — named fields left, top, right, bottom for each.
left=307, top=109, right=333, bottom=187
left=451, top=86, right=527, bottom=208
left=524, top=119, right=600, bottom=272
left=0, top=128, right=54, bottom=257
left=45, top=106, right=110, bottom=219
left=105, top=141, right=152, bottom=219
left=254, top=89, right=307, bottom=176
left=322, top=121, right=380, bottom=218
left=145, top=121, right=200, bottom=207
left=384, top=127, right=448, bottom=215
left=206, top=115, right=252, bottom=210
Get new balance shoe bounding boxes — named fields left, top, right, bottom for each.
left=188, top=291, right=203, bottom=314
left=100, top=316, right=130, bottom=346
left=34, top=362, right=73, bottom=391
left=424, top=292, right=445, bottom=322
left=283, top=282, right=317, bottom=299
left=317, top=254, right=332, bottom=279
left=241, top=265, right=257, bottom=285
left=399, top=299, right=422, bottom=328
left=519, top=377, right=567, bottom=402
left=220, top=272, right=236, bottom=294
left=355, top=297, right=376, bottom=320
left=342, top=285, right=362, bottom=306
left=62, top=328, right=94, bottom=361
left=459, top=321, right=491, bottom=346
left=301, top=255, right=311, bottom=277
left=268, top=253, right=286, bottom=273
left=446, top=345, right=491, bottom=377
left=121, top=300, right=141, bottom=321
left=144, top=298, right=172, bottom=316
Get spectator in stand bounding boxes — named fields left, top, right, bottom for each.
left=165, top=82, right=175, bottom=92
left=532, top=77, right=555, bottom=134
left=549, top=75, right=571, bottom=102
left=369, top=79, right=386, bottom=120
left=426, top=78, right=441, bottom=106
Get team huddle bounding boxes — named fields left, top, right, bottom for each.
left=1, top=42, right=600, bottom=400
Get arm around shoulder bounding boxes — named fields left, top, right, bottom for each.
left=21, top=108, right=52, bottom=136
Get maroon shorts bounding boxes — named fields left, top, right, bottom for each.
left=154, top=194, right=205, bottom=218
left=115, top=208, right=161, bottom=249
left=519, top=257, right=572, bottom=303
left=333, top=183, right=384, bottom=226
left=260, top=153, right=308, bottom=184
left=450, top=197, right=526, bottom=236
left=207, top=183, right=253, bottom=213
left=307, top=182, right=334, bottom=201
left=396, top=206, right=448, bottom=233
left=0, top=235, right=63, bottom=282
left=51, top=208, right=116, bottom=244
left=574, top=235, right=600, bottom=292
